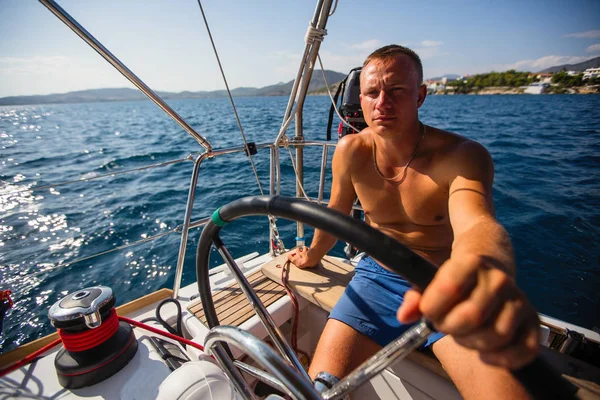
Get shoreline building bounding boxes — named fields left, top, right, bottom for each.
left=583, top=67, right=600, bottom=80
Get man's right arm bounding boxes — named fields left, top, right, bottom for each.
left=288, top=136, right=358, bottom=268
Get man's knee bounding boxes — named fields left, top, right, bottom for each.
left=309, top=319, right=381, bottom=380
left=433, top=336, right=530, bottom=400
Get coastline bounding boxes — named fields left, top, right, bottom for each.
left=433, top=85, right=600, bottom=95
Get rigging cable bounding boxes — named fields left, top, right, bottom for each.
left=284, top=51, right=362, bottom=200
left=195, top=0, right=264, bottom=196
left=196, top=0, right=289, bottom=253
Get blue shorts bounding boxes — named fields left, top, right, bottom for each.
left=329, top=256, right=445, bottom=348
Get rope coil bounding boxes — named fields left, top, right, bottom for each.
left=305, top=25, right=327, bottom=45
left=0, top=290, right=13, bottom=309
left=0, top=310, right=206, bottom=378
left=58, top=309, right=119, bottom=352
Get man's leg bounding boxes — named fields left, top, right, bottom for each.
left=432, top=336, right=531, bottom=400
left=308, top=319, right=382, bottom=379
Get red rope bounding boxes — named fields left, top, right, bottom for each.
left=0, top=337, right=62, bottom=377
left=118, top=316, right=204, bottom=352
left=281, top=261, right=299, bottom=349
left=59, top=309, right=119, bottom=352
left=281, top=261, right=310, bottom=365
left=0, top=290, right=13, bottom=309
left=59, top=334, right=136, bottom=377
left=0, top=309, right=206, bottom=378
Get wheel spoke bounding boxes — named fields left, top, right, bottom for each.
left=322, top=320, right=433, bottom=400
left=206, top=326, right=320, bottom=400
left=212, top=235, right=311, bottom=382
left=234, top=359, right=288, bottom=395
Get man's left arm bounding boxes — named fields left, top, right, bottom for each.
left=445, top=140, right=515, bottom=277
left=398, top=140, right=540, bottom=369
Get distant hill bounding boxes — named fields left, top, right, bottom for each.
left=428, top=74, right=460, bottom=81
left=0, top=70, right=347, bottom=106
left=538, top=56, right=600, bottom=73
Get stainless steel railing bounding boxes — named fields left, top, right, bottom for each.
left=37, top=0, right=341, bottom=298
left=171, top=139, right=337, bottom=297
left=7, top=139, right=338, bottom=291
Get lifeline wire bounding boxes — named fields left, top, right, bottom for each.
left=2, top=156, right=192, bottom=196
left=3, top=229, right=178, bottom=285
left=195, top=0, right=264, bottom=196
left=196, top=0, right=289, bottom=254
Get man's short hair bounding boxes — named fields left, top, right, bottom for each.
left=363, top=45, right=424, bottom=85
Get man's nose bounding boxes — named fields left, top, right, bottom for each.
left=375, top=90, right=391, bottom=108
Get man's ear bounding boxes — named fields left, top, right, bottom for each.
left=417, top=84, right=427, bottom=108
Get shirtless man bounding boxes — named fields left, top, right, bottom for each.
left=288, top=45, right=540, bottom=399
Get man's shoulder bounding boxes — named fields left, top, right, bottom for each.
left=335, top=130, right=371, bottom=157
left=427, top=126, right=493, bottom=181
left=428, top=126, right=490, bottom=162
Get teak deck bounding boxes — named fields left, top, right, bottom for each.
left=261, top=252, right=355, bottom=312
left=188, top=270, right=287, bottom=327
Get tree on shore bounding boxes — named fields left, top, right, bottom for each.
left=446, top=70, right=533, bottom=93
left=552, top=71, right=584, bottom=87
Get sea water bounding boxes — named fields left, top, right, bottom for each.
left=0, top=94, right=598, bottom=353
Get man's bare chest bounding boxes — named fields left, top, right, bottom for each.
left=353, top=166, right=449, bottom=228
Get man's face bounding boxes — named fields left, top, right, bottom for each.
left=359, top=54, right=426, bottom=136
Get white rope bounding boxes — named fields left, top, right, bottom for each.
left=305, top=25, right=327, bottom=45
left=282, top=137, right=311, bottom=201
left=272, top=24, right=327, bottom=203
left=329, top=0, right=339, bottom=16
left=317, top=54, right=361, bottom=133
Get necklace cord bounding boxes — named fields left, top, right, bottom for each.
left=372, top=123, right=426, bottom=182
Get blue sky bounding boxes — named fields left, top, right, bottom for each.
left=1, top=0, right=599, bottom=97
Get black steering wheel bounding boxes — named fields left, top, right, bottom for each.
left=196, top=195, right=576, bottom=399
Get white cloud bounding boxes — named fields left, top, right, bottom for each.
left=0, top=55, right=133, bottom=97
left=0, top=56, right=70, bottom=74
left=282, top=40, right=383, bottom=77
left=349, top=39, right=382, bottom=51
left=317, top=50, right=368, bottom=74
left=268, top=50, right=304, bottom=78
left=586, top=43, right=600, bottom=53
left=563, top=30, right=600, bottom=39
left=313, top=40, right=446, bottom=77
left=413, top=46, right=445, bottom=60
left=493, top=55, right=596, bottom=72
left=420, top=40, right=443, bottom=48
